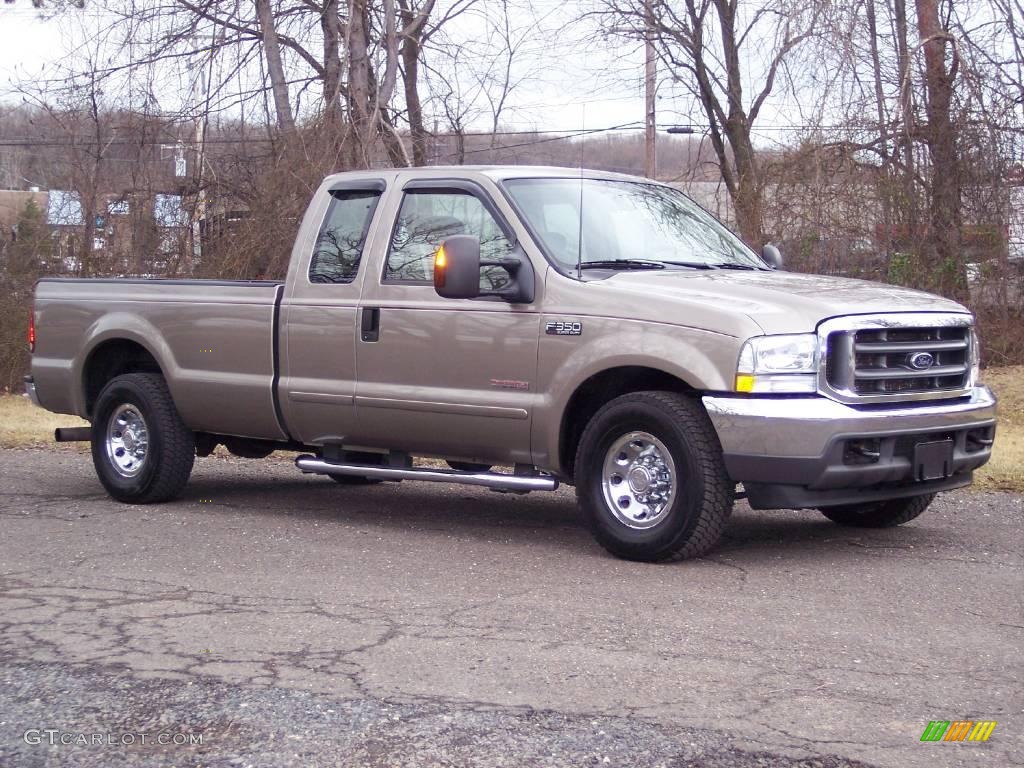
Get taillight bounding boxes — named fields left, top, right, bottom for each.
left=28, top=307, right=35, bottom=353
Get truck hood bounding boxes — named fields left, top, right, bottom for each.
left=603, top=269, right=969, bottom=335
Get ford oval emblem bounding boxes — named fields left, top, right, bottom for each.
left=908, top=352, right=935, bottom=370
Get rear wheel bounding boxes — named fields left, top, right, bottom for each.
left=818, top=494, right=935, bottom=528
left=91, top=373, right=195, bottom=503
left=574, top=391, right=733, bottom=561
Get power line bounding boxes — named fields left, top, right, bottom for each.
left=4, top=119, right=1012, bottom=153
left=0, top=123, right=650, bottom=149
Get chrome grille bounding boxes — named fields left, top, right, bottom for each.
left=851, top=326, right=970, bottom=394
left=818, top=313, right=975, bottom=404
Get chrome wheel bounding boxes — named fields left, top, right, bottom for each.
left=105, top=403, right=149, bottom=477
left=601, top=431, right=676, bottom=529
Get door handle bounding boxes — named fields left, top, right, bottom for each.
left=360, top=307, right=380, bottom=342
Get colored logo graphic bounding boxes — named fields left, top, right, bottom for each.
left=920, top=721, right=997, bottom=742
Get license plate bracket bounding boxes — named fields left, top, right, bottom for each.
left=913, top=439, right=954, bottom=481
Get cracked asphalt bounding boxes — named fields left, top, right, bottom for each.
left=0, top=448, right=1021, bottom=768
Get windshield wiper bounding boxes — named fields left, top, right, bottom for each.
left=579, top=259, right=665, bottom=270
left=657, top=260, right=719, bottom=270
left=713, top=262, right=763, bottom=271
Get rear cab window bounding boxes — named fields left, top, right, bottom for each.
left=309, top=190, right=382, bottom=284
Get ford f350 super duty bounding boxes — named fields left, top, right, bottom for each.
left=25, top=166, right=997, bottom=560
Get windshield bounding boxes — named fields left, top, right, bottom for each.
left=502, top=178, right=766, bottom=273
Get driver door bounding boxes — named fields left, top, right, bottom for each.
left=350, top=179, right=541, bottom=466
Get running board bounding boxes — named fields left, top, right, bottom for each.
left=295, top=455, right=558, bottom=492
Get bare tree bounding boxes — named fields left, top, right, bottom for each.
left=254, top=0, right=296, bottom=133
left=915, top=0, right=965, bottom=299
left=602, top=0, right=821, bottom=247
left=423, top=0, right=548, bottom=164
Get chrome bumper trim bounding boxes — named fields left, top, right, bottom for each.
left=24, top=376, right=41, bottom=407
left=703, top=386, right=997, bottom=460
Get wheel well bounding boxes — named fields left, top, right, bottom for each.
left=83, top=339, right=163, bottom=417
left=559, top=366, right=696, bottom=479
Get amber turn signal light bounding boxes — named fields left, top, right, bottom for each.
left=434, top=245, right=447, bottom=288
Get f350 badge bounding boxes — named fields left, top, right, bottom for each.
left=545, top=320, right=583, bottom=336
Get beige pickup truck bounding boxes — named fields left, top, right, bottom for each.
left=26, top=166, right=997, bottom=560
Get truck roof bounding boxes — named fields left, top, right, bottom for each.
left=322, top=165, right=655, bottom=186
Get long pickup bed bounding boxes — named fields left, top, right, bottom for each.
left=32, top=278, right=289, bottom=442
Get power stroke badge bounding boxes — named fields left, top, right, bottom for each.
left=545, top=320, right=583, bottom=336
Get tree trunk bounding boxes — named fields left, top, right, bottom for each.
left=254, top=0, right=295, bottom=134
left=915, top=0, right=965, bottom=300
left=402, top=35, right=428, bottom=166
left=712, top=0, right=764, bottom=247
left=346, top=0, right=373, bottom=167
left=892, top=0, right=918, bottom=240
left=866, top=0, right=893, bottom=258
left=320, top=0, right=343, bottom=122
left=397, top=0, right=428, bottom=166
left=729, top=139, right=764, bottom=248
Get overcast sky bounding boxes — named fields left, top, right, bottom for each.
left=0, top=4, right=656, bottom=130
left=0, top=2, right=818, bottom=150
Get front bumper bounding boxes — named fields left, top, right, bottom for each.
left=24, top=375, right=41, bottom=407
left=702, top=386, right=997, bottom=509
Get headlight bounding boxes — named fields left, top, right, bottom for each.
left=735, top=334, right=818, bottom=393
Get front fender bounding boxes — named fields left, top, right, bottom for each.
left=532, top=315, right=741, bottom=474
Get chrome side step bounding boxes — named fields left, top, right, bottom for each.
left=295, top=454, right=558, bottom=492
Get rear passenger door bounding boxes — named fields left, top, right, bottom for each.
left=351, top=179, right=541, bottom=466
left=278, top=180, right=385, bottom=444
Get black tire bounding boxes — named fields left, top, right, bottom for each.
left=328, top=450, right=383, bottom=485
left=574, top=391, right=733, bottom=562
left=818, top=494, right=935, bottom=528
left=91, top=373, right=195, bottom=503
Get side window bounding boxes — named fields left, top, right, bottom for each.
left=385, top=191, right=513, bottom=289
left=309, top=190, right=381, bottom=284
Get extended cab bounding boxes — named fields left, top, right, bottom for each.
left=26, top=167, right=998, bottom=560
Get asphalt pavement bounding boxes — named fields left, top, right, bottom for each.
left=0, top=448, right=1021, bottom=767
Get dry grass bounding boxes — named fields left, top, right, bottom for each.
left=0, top=395, right=88, bottom=450
left=976, top=366, right=1024, bottom=492
left=1, top=368, right=1022, bottom=491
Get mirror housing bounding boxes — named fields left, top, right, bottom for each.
left=433, top=235, right=535, bottom=303
left=761, top=243, right=783, bottom=270
left=434, top=235, right=482, bottom=299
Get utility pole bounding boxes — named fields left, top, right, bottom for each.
left=644, top=0, right=657, bottom=179
left=192, top=66, right=207, bottom=272
left=189, top=28, right=219, bottom=272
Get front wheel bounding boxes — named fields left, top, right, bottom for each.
left=574, top=391, right=733, bottom=562
left=91, top=373, right=195, bottom=503
left=818, top=494, right=935, bottom=528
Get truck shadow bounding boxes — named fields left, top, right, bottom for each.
left=180, top=470, right=943, bottom=565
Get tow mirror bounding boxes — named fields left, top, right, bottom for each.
left=433, top=235, right=535, bottom=303
left=761, top=243, right=783, bottom=270
left=434, top=235, right=482, bottom=299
